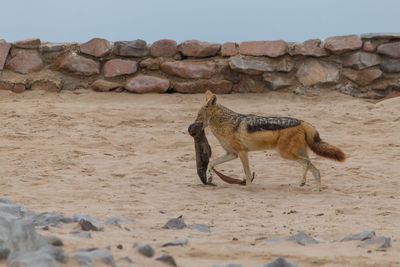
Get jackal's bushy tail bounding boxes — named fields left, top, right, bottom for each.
left=302, top=122, right=346, bottom=162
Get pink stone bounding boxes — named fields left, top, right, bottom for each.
left=295, top=59, right=340, bottom=86
left=6, top=50, right=44, bottom=74
left=180, top=40, right=220, bottom=57
left=221, top=42, right=238, bottom=57
left=139, top=58, right=161, bottom=70
left=239, top=40, right=288, bottom=57
left=362, top=41, right=376, bottom=52
left=80, top=38, right=112, bottom=57
left=172, top=80, right=232, bottom=94
left=51, top=53, right=100, bottom=76
left=291, top=39, right=329, bottom=57
left=0, top=39, right=12, bottom=70
left=150, top=39, right=177, bottom=57
left=102, top=59, right=138, bottom=78
left=377, top=41, right=400, bottom=58
left=343, top=69, right=382, bottom=86
left=125, top=75, right=169, bottom=93
left=324, top=35, right=362, bottom=55
left=91, top=79, right=121, bottom=92
left=343, top=52, right=381, bottom=70
left=13, top=38, right=41, bottom=49
left=0, top=81, right=26, bottom=93
left=160, top=61, right=215, bottom=79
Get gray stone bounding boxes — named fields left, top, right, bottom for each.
left=361, top=32, right=400, bottom=40
left=340, top=231, right=376, bottom=241
left=134, top=242, right=154, bottom=258
left=161, top=238, right=188, bottom=247
left=70, top=231, right=92, bottom=239
left=343, top=52, right=381, bottom=70
left=73, top=214, right=104, bottom=231
left=260, top=257, right=299, bottom=267
left=377, top=41, right=400, bottom=58
left=287, top=231, right=318, bottom=245
left=190, top=223, right=211, bottom=232
left=162, top=216, right=187, bottom=230
left=73, top=248, right=116, bottom=267
left=291, top=39, right=329, bottom=57
left=213, top=264, right=242, bottom=267
left=104, top=217, right=135, bottom=228
left=7, top=245, right=66, bottom=267
left=359, top=236, right=391, bottom=249
left=113, top=40, right=148, bottom=57
left=381, top=58, right=400, bottom=72
left=32, top=212, right=73, bottom=228
left=0, top=248, right=10, bottom=259
left=229, top=57, right=275, bottom=75
left=263, top=73, right=293, bottom=90
left=155, top=254, right=177, bottom=267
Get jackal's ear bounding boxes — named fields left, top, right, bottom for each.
left=205, top=90, right=214, bottom=101
left=206, top=95, right=217, bottom=107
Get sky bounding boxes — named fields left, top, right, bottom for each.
left=1, top=0, right=400, bottom=44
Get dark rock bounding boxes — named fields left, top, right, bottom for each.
left=6, top=50, right=44, bottom=74
left=134, top=242, right=154, bottom=257
left=91, top=79, right=121, bottom=92
left=189, top=223, right=211, bottom=232
left=80, top=38, right=112, bottom=58
left=160, top=61, right=216, bottom=79
left=0, top=39, right=12, bottom=70
left=343, top=52, right=381, bottom=70
left=221, top=42, right=238, bottom=57
left=359, top=236, right=391, bottom=249
left=343, top=69, right=382, bottom=86
left=296, top=59, right=340, bottom=86
left=291, top=39, right=329, bottom=57
left=113, top=39, right=148, bottom=57
left=381, top=58, right=400, bottom=72
left=72, top=248, right=115, bottom=267
left=162, top=216, right=187, bottom=229
left=70, top=231, right=92, bottom=239
left=172, top=80, right=232, bottom=94
left=155, top=254, right=177, bottom=267
left=45, top=236, right=63, bottom=247
left=181, top=40, right=220, bottom=57
left=150, top=39, right=177, bottom=57
left=32, top=212, right=73, bottom=228
left=74, top=214, right=104, bottom=231
left=340, top=231, right=376, bottom=241
left=229, top=57, right=275, bottom=75
left=287, top=231, right=318, bottom=245
left=102, top=58, right=138, bottom=77
left=13, top=38, right=41, bottom=49
left=0, top=248, right=10, bottom=260
left=324, top=35, right=362, bottom=55
left=260, top=257, right=299, bottom=267
left=239, top=40, right=288, bottom=57
left=125, top=75, right=170, bottom=94
left=377, top=41, right=400, bottom=58
left=161, top=238, right=188, bottom=247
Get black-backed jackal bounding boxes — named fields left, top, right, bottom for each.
left=195, top=90, right=345, bottom=191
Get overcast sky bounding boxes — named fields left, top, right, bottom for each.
left=1, top=0, right=399, bottom=44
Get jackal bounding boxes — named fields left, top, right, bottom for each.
left=195, top=90, right=345, bottom=191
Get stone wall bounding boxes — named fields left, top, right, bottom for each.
left=1, top=33, right=400, bottom=98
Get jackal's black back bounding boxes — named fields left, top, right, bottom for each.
left=244, top=115, right=301, bottom=132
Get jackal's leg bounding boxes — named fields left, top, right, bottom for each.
left=297, top=158, right=321, bottom=191
left=207, top=152, right=238, bottom=184
left=309, top=163, right=321, bottom=191
left=238, top=151, right=254, bottom=185
left=297, top=145, right=309, bottom=186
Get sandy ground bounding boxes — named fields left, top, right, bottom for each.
left=0, top=89, right=399, bottom=267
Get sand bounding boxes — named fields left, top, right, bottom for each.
left=0, top=89, right=399, bottom=266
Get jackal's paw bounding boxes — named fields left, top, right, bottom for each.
left=206, top=169, right=213, bottom=184
left=299, top=179, right=306, bottom=187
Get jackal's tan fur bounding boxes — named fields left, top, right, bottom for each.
left=195, top=90, right=345, bottom=191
